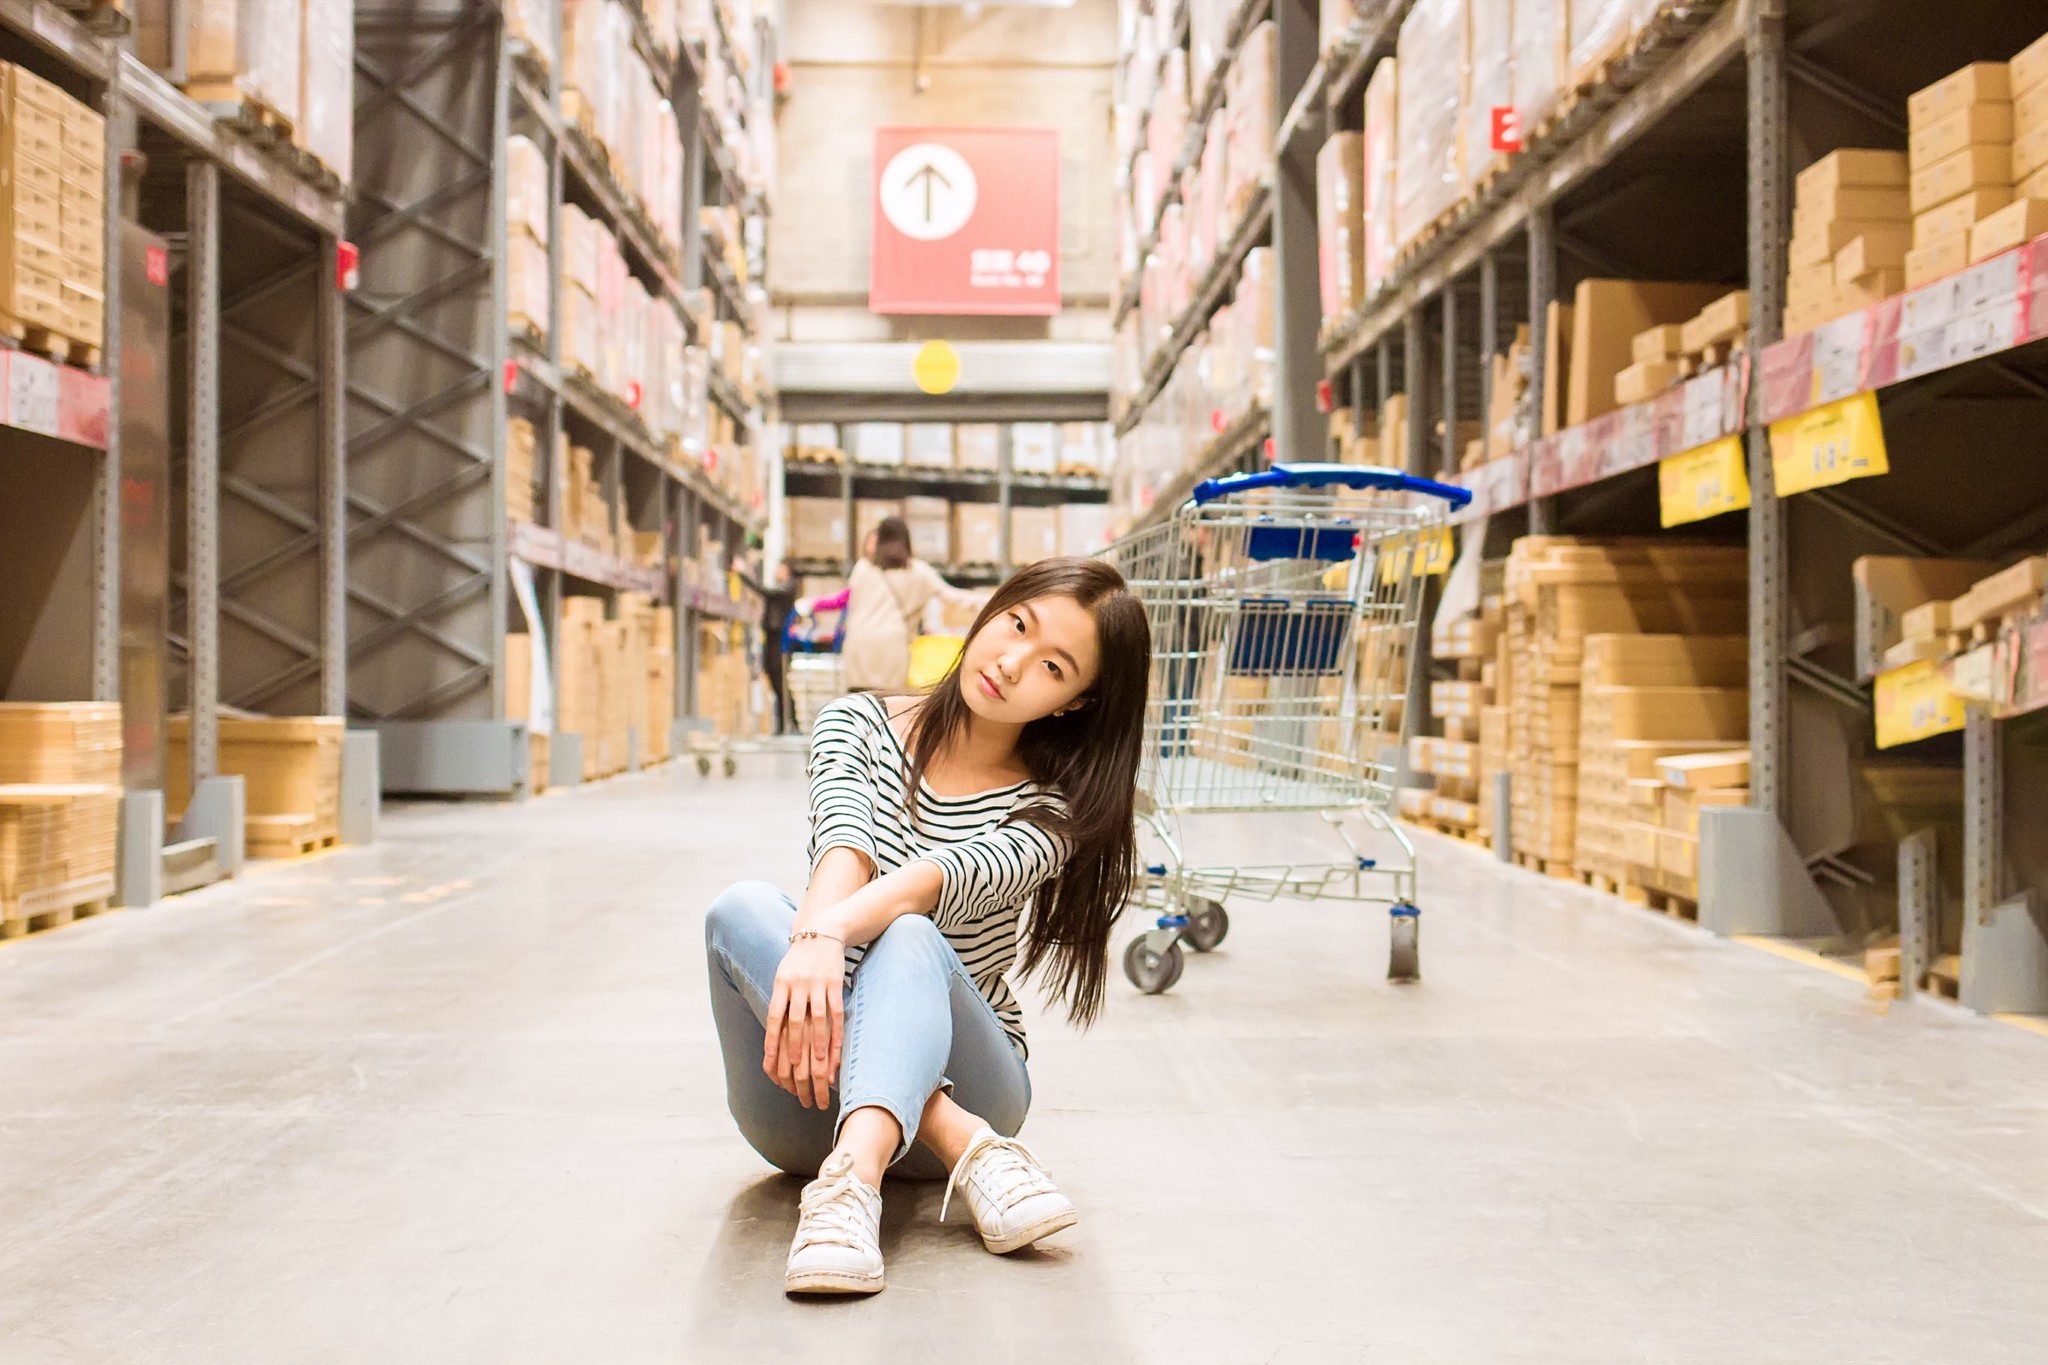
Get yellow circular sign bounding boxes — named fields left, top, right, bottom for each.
left=912, top=340, right=962, bottom=395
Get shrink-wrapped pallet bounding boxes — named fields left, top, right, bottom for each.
left=1364, top=56, right=1399, bottom=296
left=298, top=0, right=353, bottom=181
left=1464, top=0, right=1514, bottom=191
left=1318, top=132, right=1366, bottom=320
left=139, top=0, right=299, bottom=124
left=1514, top=0, right=1565, bottom=133
left=1394, top=0, right=1462, bottom=251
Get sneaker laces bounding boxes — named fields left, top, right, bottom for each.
left=941, top=1130, right=1057, bottom=1224
left=795, top=1152, right=878, bottom=1252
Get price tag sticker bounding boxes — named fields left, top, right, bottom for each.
left=1659, top=435, right=1750, bottom=527
left=1769, top=390, right=1888, bottom=496
left=1873, top=659, right=1968, bottom=749
left=7, top=352, right=60, bottom=436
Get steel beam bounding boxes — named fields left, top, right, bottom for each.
left=1526, top=203, right=1555, bottom=535
left=1746, top=0, right=1789, bottom=818
left=186, top=159, right=222, bottom=785
left=319, top=236, right=347, bottom=716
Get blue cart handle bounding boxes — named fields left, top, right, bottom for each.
left=1192, top=462, right=1474, bottom=508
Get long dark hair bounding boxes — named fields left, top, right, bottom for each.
left=870, top=516, right=912, bottom=570
left=906, top=557, right=1151, bottom=1025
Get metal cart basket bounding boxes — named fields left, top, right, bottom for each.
left=1102, top=463, right=1472, bottom=993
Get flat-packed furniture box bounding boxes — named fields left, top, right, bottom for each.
left=1, top=783, right=119, bottom=924
left=1010, top=505, right=1060, bottom=565
left=952, top=503, right=1004, bottom=564
left=0, top=702, right=123, bottom=784
left=167, top=714, right=346, bottom=856
left=787, top=497, right=848, bottom=563
left=1505, top=538, right=1746, bottom=868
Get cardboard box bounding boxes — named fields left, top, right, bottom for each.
left=1794, top=184, right=1911, bottom=227
left=1565, top=280, right=1727, bottom=428
left=1011, top=423, right=1059, bottom=474
left=1905, top=230, right=1969, bottom=289
left=904, top=424, right=954, bottom=468
left=1009, top=505, right=1060, bottom=564
left=1581, top=635, right=1748, bottom=688
left=2024, top=163, right=2048, bottom=204
left=1850, top=556, right=1999, bottom=677
left=1899, top=599, right=1952, bottom=640
left=1969, top=197, right=2048, bottom=261
left=855, top=499, right=905, bottom=549
left=848, top=423, right=905, bottom=466
left=1792, top=217, right=1904, bottom=269
left=1657, top=750, right=1750, bottom=791
left=2012, top=32, right=2048, bottom=100
left=1795, top=148, right=1908, bottom=201
left=786, top=497, right=847, bottom=563
left=1680, top=291, right=1749, bottom=352
left=1951, top=556, right=2048, bottom=629
left=2018, top=78, right=2048, bottom=136
left=1632, top=324, right=1684, bottom=364
left=1316, top=132, right=1366, bottom=320
left=1614, top=358, right=1676, bottom=406
left=1839, top=269, right=1903, bottom=309
left=1913, top=187, right=2013, bottom=247
left=951, top=502, right=1003, bottom=564
left=1910, top=144, right=2012, bottom=214
left=2013, top=119, right=2048, bottom=183
left=1909, top=102, right=2014, bottom=167
left=1057, top=502, right=1114, bottom=557
left=902, top=496, right=951, bottom=563
left=1832, top=227, right=1913, bottom=281
left=1907, top=63, right=2010, bottom=127
left=955, top=424, right=1000, bottom=471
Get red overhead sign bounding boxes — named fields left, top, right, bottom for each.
left=869, top=126, right=1060, bottom=316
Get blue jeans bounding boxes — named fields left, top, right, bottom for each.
left=704, top=881, right=1032, bottom=1180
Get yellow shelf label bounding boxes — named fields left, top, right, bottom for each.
left=1769, top=391, right=1888, bottom=496
left=1659, top=435, right=1751, bottom=527
left=1873, top=658, right=1967, bottom=749
left=1378, top=526, right=1455, bottom=584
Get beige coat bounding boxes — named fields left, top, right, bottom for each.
left=841, top=558, right=976, bottom=691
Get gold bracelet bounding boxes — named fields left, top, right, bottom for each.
left=788, top=929, right=844, bottom=947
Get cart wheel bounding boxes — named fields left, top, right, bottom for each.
left=1183, top=899, right=1230, bottom=953
left=696, top=756, right=712, bottom=776
left=1123, top=935, right=1185, bottom=995
left=1387, top=903, right=1421, bottom=984
left=723, top=756, right=738, bottom=778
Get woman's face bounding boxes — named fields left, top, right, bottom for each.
left=958, top=594, right=1100, bottom=724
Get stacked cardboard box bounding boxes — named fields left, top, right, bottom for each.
left=1900, top=64, right=2016, bottom=288
left=903, top=496, right=951, bottom=564
left=1572, top=636, right=1748, bottom=886
left=506, top=134, right=549, bottom=339
left=298, top=1, right=355, bottom=181
left=1504, top=538, right=1747, bottom=871
left=1058, top=502, right=1115, bottom=558
left=560, top=443, right=614, bottom=554
left=1566, top=280, right=1727, bottom=427
left=564, top=0, right=685, bottom=256
left=787, top=498, right=847, bottom=563
left=1783, top=149, right=1909, bottom=334
left=1889, top=555, right=2048, bottom=670
left=855, top=499, right=904, bottom=550
left=952, top=504, right=1003, bottom=566
left=1317, top=132, right=1366, bottom=323
left=956, top=425, right=1001, bottom=472
left=167, top=714, right=345, bottom=856
left=505, top=418, right=539, bottom=525
left=1010, top=506, right=1061, bottom=565
left=1012, top=423, right=1060, bottom=476
left=139, top=0, right=301, bottom=126
left=1362, top=56, right=1399, bottom=299
left=696, top=622, right=757, bottom=738
left=1620, top=290, right=1749, bottom=404
left=0, top=702, right=123, bottom=922
left=1223, top=21, right=1275, bottom=227
left=0, top=63, right=104, bottom=354
left=1616, top=749, right=1751, bottom=903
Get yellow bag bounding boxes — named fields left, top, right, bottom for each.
left=908, top=634, right=965, bottom=689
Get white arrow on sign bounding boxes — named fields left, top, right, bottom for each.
left=879, top=143, right=978, bottom=241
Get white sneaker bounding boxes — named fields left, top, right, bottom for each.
left=941, top=1127, right=1079, bottom=1254
left=785, top=1150, right=885, bottom=1295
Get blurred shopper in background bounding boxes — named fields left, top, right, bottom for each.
left=803, top=516, right=981, bottom=692
left=736, top=548, right=801, bottom=734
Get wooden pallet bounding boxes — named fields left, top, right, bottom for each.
left=1, top=874, right=116, bottom=940
left=1641, top=886, right=1698, bottom=921
left=0, top=312, right=100, bottom=369
left=190, top=87, right=296, bottom=143
left=1407, top=816, right=1488, bottom=848
left=247, top=814, right=339, bottom=860
left=1513, top=850, right=1577, bottom=880
left=1925, top=954, right=1963, bottom=1001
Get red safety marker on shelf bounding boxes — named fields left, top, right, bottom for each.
left=1211, top=409, right=1227, bottom=433
left=625, top=380, right=643, bottom=410
left=1490, top=107, right=1523, bottom=154
left=145, top=245, right=169, bottom=288
left=1315, top=379, right=1334, bottom=413
left=503, top=360, right=519, bottom=394
left=336, top=241, right=361, bottom=291
left=1263, top=436, right=1276, bottom=462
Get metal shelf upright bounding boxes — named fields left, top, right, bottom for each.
left=351, top=0, right=774, bottom=796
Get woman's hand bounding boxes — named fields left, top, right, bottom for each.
left=762, top=935, right=845, bottom=1109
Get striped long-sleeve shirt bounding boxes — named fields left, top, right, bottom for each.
left=807, top=693, right=1066, bottom=1056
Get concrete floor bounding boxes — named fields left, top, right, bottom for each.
left=2, top=759, right=2046, bottom=1364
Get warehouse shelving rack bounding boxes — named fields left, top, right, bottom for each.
left=354, top=0, right=776, bottom=796
left=775, top=340, right=1114, bottom=588
left=1295, top=0, right=2048, bottom=1014
left=0, top=0, right=358, bottom=902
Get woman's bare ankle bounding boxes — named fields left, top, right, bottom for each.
left=918, top=1089, right=991, bottom=1169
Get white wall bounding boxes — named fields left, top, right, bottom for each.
left=772, top=0, right=1119, bottom=343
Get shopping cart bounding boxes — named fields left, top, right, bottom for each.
left=1102, top=462, right=1472, bottom=994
